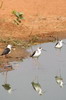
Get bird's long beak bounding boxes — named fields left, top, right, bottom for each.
left=12, top=46, right=16, bottom=50
left=63, top=42, right=66, bottom=44
left=42, top=49, right=47, bottom=51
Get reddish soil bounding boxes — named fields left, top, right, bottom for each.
left=0, top=0, right=66, bottom=67
left=0, top=0, right=66, bottom=40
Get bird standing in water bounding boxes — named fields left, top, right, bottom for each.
left=30, top=47, right=45, bottom=58
left=1, top=44, right=12, bottom=57
left=55, top=40, right=63, bottom=49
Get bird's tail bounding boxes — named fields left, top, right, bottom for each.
left=30, top=54, right=33, bottom=57
left=30, top=55, right=32, bottom=57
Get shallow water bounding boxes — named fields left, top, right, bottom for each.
left=0, top=39, right=66, bottom=100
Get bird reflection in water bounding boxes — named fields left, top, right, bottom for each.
left=2, top=63, right=15, bottom=94
left=0, top=63, right=13, bottom=73
left=2, top=71, right=12, bottom=94
left=31, top=76, right=46, bottom=96
left=2, top=83, right=12, bottom=94
left=55, top=75, right=64, bottom=88
left=31, top=81, right=43, bottom=95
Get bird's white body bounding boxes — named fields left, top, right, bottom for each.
left=7, top=44, right=12, bottom=54
left=7, top=45, right=12, bottom=50
left=1, top=44, right=12, bottom=56
left=55, top=40, right=63, bottom=49
left=31, top=47, right=42, bottom=58
left=33, top=48, right=42, bottom=57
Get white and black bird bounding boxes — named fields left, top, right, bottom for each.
left=30, top=47, right=45, bottom=58
left=1, top=44, right=12, bottom=57
left=55, top=40, right=63, bottom=49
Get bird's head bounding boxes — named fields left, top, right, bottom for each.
left=38, top=47, right=42, bottom=50
left=59, top=40, right=63, bottom=43
left=60, top=40, right=66, bottom=45
left=37, top=47, right=42, bottom=51
left=37, top=47, right=46, bottom=51
left=7, top=44, right=12, bottom=49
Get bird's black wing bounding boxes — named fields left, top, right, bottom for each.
left=1, top=48, right=10, bottom=55
left=55, top=41, right=59, bottom=46
left=30, top=51, right=36, bottom=57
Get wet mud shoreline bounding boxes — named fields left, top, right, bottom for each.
left=0, top=0, right=66, bottom=68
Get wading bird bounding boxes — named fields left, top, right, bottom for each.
left=55, top=40, right=63, bottom=49
left=1, top=44, right=12, bottom=57
left=30, top=47, right=46, bottom=58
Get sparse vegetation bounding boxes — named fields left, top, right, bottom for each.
left=12, top=10, right=24, bottom=25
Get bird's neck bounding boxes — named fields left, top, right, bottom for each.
left=8, top=47, right=11, bottom=50
left=37, top=49, right=41, bottom=52
left=60, top=42, right=62, bottom=45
